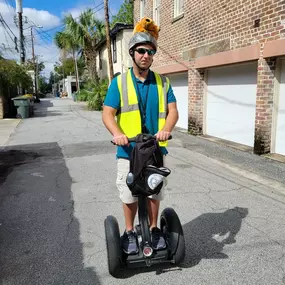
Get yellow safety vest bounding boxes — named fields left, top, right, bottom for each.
left=116, top=69, right=169, bottom=146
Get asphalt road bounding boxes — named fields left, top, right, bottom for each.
left=1, top=97, right=285, bottom=285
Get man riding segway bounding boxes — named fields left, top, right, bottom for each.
left=103, top=18, right=184, bottom=276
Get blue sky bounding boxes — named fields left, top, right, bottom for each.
left=20, top=0, right=123, bottom=20
left=0, top=0, right=124, bottom=75
left=20, top=0, right=87, bottom=16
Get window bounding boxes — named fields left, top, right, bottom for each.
left=153, top=0, right=160, bottom=26
left=99, top=51, right=102, bottom=70
left=140, top=0, right=145, bottom=19
left=112, top=36, right=117, bottom=63
left=174, top=0, right=183, bottom=18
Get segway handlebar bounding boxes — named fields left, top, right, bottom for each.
left=128, top=134, right=172, bottom=143
left=111, top=134, right=172, bottom=145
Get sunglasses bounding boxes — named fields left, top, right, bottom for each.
left=135, top=48, right=156, bottom=56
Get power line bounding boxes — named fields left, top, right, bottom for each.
left=35, top=30, right=51, bottom=46
left=0, top=13, right=17, bottom=39
left=0, top=13, right=19, bottom=55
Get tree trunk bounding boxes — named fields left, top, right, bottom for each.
left=73, top=49, right=80, bottom=93
left=104, top=0, right=114, bottom=81
left=85, top=47, right=99, bottom=83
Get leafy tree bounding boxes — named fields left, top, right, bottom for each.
left=54, top=31, right=81, bottom=90
left=61, top=9, right=105, bottom=81
left=54, top=57, right=85, bottom=78
left=0, top=58, right=32, bottom=95
left=24, top=57, right=45, bottom=74
left=49, top=71, right=62, bottom=85
left=38, top=76, right=51, bottom=94
left=111, top=0, right=134, bottom=27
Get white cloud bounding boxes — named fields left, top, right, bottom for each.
left=62, top=4, right=105, bottom=21
left=63, top=7, right=87, bottom=19
left=23, top=8, right=61, bottom=29
left=0, top=1, right=11, bottom=14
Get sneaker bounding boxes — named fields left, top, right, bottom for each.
left=122, top=230, right=139, bottom=255
left=151, top=227, right=166, bottom=250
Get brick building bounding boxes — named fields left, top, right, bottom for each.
left=134, top=0, right=285, bottom=156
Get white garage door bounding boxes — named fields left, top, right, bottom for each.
left=275, top=59, right=285, bottom=155
left=168, top=73, right=188, bottom=129
left=206, top=63, right=257, bottom=147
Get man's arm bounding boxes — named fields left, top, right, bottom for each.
left=156, top=102, right=179, bottom=141
left=102, top=105, right=128, bottom=145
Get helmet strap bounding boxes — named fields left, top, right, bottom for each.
left=131, top=51, right=152, bottom=75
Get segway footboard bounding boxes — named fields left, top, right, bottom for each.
left=125, top=248, right=169, bottom=268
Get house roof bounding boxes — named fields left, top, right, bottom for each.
left=95, top=22, right=133, bottom=50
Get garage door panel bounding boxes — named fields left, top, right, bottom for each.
left=207, top=120, right=255, bottom=143
left=168, top=73, right=188, bottom=130
left=275, top=60, right=285, bottom=155
left=208, top=64, right=257, bottom=85
left=207, top=63, right=257, bottom=147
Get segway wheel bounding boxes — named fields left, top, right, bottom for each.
left=160, top=207, right=185, bottom=264
left=104, top=215, right=123, bottom=277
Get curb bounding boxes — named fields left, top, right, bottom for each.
left=0, top=119, right=21, bottom=150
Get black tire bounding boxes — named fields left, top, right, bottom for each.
left=16, top=114, right=22, bottom=119
left=160, top=207, right=185, bottom=264
left=104, top=215, right=123, bottom=277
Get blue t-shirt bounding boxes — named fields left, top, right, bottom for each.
left=104, top=68, right=176, bottom=159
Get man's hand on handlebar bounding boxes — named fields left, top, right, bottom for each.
left=111, top=132, right=172, bottom=145
left=112, top=134, right=129, bottom=146
left=155, top=130, right=171, bottom=142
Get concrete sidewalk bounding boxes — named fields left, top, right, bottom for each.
left=0, top=119, right=21, bottom=147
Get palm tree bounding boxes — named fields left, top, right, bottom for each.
left=54, top=31, right=80, bottom=93
left=63, top=9, right=106, bottom=82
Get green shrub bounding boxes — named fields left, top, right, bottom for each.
left=77, top=78, right=109, bottom=111
left=77, top=89, right=90, bottom=102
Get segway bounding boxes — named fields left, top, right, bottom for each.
left=104, top=134, right=185, bottom=277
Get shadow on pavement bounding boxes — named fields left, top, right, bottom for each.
left=118, top=207, right=248, bottom=278
left=0, top=142, right=100, bottom=284
left=33, top=99, right=63, bottom=118
left=182, top=207, right=249, bottom=267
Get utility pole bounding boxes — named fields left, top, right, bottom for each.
left=104, top=0, right=114, bottom=81
left=16, top=0, right=24, bottom=95
left=16, top=0, right=25, bottom=64
left=31, top=27, right=38, bottom=96
left=36, top=57, right=39, bottom=93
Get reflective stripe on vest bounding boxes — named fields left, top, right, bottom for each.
left=117, top=70, right=169, bottom=146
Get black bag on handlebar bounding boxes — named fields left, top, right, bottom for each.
left=127, top=134, right=164, bottom=196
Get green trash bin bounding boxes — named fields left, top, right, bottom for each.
left=12, top=97, right=30, bottom=119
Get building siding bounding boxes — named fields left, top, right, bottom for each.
left=134, top=0, right=285, bottom=154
